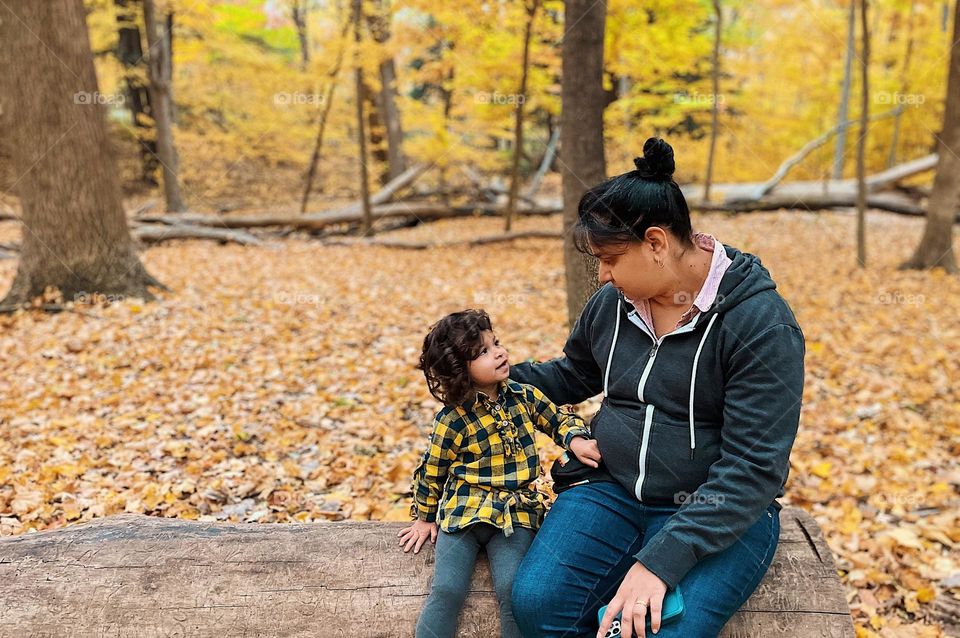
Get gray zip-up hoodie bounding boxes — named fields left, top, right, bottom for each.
left=510, top=243, right=805, bottom=589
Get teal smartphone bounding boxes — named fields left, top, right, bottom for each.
left=597, top=585, right=684, bottom=636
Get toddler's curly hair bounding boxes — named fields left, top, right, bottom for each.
left=419, top=309, right=493, bottom=406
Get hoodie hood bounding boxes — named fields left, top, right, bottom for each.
left=710, top=244, right=778, bottom=315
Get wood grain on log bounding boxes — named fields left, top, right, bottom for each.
left=0, top=507, right=853, bottom=637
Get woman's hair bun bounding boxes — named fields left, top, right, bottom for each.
left=633, top=137, right=675, bottom=181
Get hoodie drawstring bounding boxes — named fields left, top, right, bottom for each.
left=603, top=298, right=622, bottom=397
left=605, top=296, right=721, bottom=462
left=688, top=313, right=720, bottom=460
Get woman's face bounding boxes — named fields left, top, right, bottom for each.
left=591, top=227, right=671, bottom=301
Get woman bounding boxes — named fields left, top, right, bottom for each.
left=508, top=137, right=806, bottom=638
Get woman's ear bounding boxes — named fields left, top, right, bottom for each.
left=642, top=226, right=669, bottom=261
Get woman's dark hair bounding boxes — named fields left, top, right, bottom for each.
left=573, top=137, right=694, bottom=255
left=419, top=309, right=493, bottom=406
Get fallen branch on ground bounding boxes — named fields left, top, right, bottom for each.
left=136, top=201, right=562, bottom=231
left=323, top=229, right=562, bottom=249
left=133, top=224, right=262, bottom=245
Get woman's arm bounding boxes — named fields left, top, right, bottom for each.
left=524, top=385, right=591, bottom=449
left=410, top=412, right=466, bottom=522
left=633, top=323, right=806, bottom=589
left=510, top=293, right=605, bottom=405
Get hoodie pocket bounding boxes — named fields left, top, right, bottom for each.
left=588, top=404, right=645, bottom=495
left=642, top=418, right=721, bottom=504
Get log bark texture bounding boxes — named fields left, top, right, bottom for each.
left=0, top=508, right=855, bottom=637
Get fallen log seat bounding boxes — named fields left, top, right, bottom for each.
left=0, top=507, right=854, bottom=637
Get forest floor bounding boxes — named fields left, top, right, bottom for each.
left=0, top=209, right=957, bottom=637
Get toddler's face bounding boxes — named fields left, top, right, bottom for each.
left=467, top=330, right=510, bottom=389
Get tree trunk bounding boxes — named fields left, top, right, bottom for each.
left=143, top=0, right=186, bottom=212
left=561, top=0, right=606, bottom=328
left=368, top=15, right=406, bottom=182
left=0, top=0, right=164, bottom=310
left=362, top=78, right=390, bottom=178
left=855, top=0, right=869, bottom=268
left=703, top=0, right=722, bottom=202
left=301, top=10, right=351, bottom=212
left=901, top=0, right=959, bottom=273
left=114, top=0, right=159, bottom=185
left=505, top=0, right=541, bottom=232
left=291, top=0, right=310, bottom=71
left=887, top=0, right=915, bottom=168
left=365, top=5, right=407, bottom=184
left=833, top=1, right=856, bottom=180
left=376, top=58, right=407, bottom=182
left=353, top=0, right=373, bottom=235
left=525, top=122, right=560, bottom=199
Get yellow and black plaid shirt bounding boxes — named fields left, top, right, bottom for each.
left=410, top=379, right=591, bottom=537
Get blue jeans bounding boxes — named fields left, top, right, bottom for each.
left=511, top=481, right=780, bottom=638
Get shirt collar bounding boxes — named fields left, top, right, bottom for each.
left=466, top=379, right=524, bottom=409
left=687, top=232, right=732, bottom=316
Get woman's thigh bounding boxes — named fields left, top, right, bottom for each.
left=511, top=481, right=647, bottom=637
left=641, top=503, right=781, bottom=638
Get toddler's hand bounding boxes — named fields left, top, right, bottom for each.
left=569, top=436, right=602, bottom=468
left=398, top=519, right=438, bottom=554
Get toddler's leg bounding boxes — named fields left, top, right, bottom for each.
left=485, top=527, right=536, bottom=638
left=415, top=527, right=482, bottom=638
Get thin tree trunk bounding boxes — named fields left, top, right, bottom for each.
left=703, top=0, right=722, bottom=202
left=143, top=0, right=186, bottom=212
left=525, top=123, right=560, bottom=199
left=505, top=0, right=541, bottom=232
left=377, top=58, right=406, bottom=182
left=300, top=13, right=351, bottom=213
left=833, top=1, right=856, bottom=179
left=438, top=62, right=455, bottom=206
left=0, top=0, right=165, bottom=311
left=352, top=0, right=373, bottom=235
left=887, top=0, right=915, bottom=168
left=291, top=0, right=310, bottom=71
left=561, top=0, right=607, bottom=328
left=114, top=0, right=159, bottom=184
left=901, top=0, right=959, bottom=273
left=855, top=0, right=869, bottom=268
left=361, top=78, right=390, bottom=184
left=365, top=4, right=407, bottom=183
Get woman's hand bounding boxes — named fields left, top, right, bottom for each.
left=397, top=519, right=438, bottom=553
left=569, top=436, right=602, bottom=468
left=596, top=562, right=668, bottom=638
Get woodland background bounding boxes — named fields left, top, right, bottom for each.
left=0, top=0, right=959, bottom=636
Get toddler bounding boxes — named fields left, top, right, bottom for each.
left=398, top=309, right=601, bottom=638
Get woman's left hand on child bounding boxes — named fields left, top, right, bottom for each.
left=569, top=436, right=602, bottom=468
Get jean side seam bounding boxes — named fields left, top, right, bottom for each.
left=734, top=507, right=780, bottom=603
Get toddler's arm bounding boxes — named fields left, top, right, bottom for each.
left=409, top=412, right=465, bottom=524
